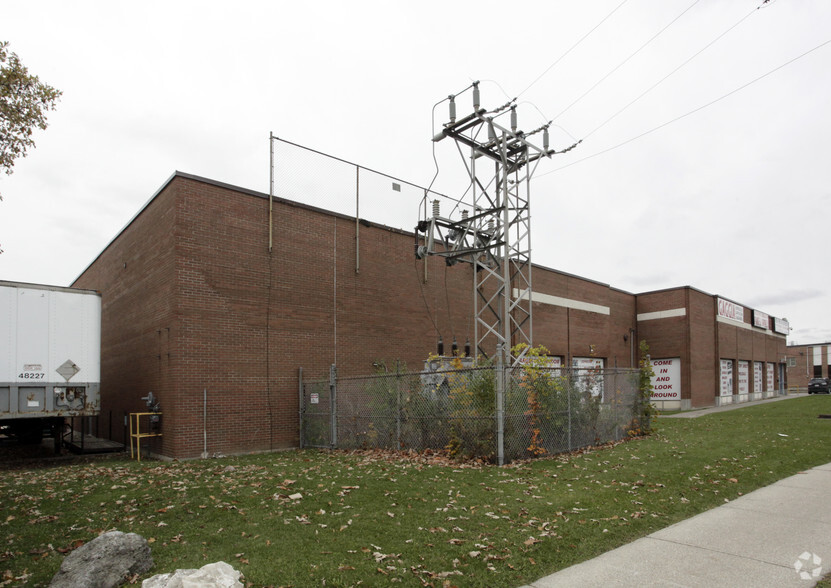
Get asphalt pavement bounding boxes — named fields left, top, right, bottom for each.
left=523, top=393, right=831, bottom=588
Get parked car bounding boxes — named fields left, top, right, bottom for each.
left=808, top=378, right=831, bottom=394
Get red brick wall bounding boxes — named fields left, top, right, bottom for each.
left=636, top=289, right=786, bottom=407
left=74, top=173, right=788, bottom=456
left=636, top=288, right=686, bottom=315
left=75, top=175, right=482, bottom=458
left=636, top=289, right=689, bottom=367
left=785, top=343, right=829, bottom=388
left=529, top=271, right=637, bottom=368
left=715, top=302, right=785, bottom=381
left=74, top=182, right=178, bottom=453
left=608, top=289, right=638, bottom=368
left=688, top=290, right=716, bottom=407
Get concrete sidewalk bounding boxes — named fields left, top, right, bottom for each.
left=524, top=434, right=831, bottom=587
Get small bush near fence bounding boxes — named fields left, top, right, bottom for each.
left=302, top=350, right=648, bottom=464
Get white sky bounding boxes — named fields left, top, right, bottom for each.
left=2, top=0, right=830, bottom=343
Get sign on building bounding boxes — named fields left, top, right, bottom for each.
left=753, top=362, right=763, bottom=393
left=720, top=360, right=733, bottom=396
left=650, top=358, right=681, bottom=400
left=752, top=310, right=769, bottom=330
left=571, top=357, right=604, bottom=398
left=717, top=298, right=744, bottom=323
left=737, top=361, right=750, bottom=395
left=773, top=317, right=790, bottom=335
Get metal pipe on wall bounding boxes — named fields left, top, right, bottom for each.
left=269, top=133, right=274, bottom=252
left=201, top=388, right=208, bottom=458
left=355, top=166, right=360, bottom=274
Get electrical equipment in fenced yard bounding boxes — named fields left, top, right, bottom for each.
left=415, top=82, right=578, bottom=367
left=421, top=355, right=476, bottom=399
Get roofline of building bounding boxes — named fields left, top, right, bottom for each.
left=635, top=284, right=772, bottom=316
left=71, top=171, right=625, bottom=293
left=72, top=171, right=435, bottom=285
left=68, top=171, right=789, bottom=327
left=635, top=284, right=708, bottom=298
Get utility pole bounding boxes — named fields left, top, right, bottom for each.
left=416, top=82, right=563, bottom=367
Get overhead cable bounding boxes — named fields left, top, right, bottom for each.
left=555, top=0, right=702, bottom=121
left=518, top=0, right=630, bottom=98
left=540, top=36, right=831, bottom=176
left=582, top=4, right=760, bottom=141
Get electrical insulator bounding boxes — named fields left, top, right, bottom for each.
left=449, top=95, right=456, bottom=123
left=461, top=210, right=468, bottom=221
left=543, top=127, right=550, bottom=151
left=437, top=336, right=444, bottom=356
left=432, top=199, right=440, bottom=218
left=510, top=106, right=517, bottom=133
left=473, top=83, right=480, bottom=110
left=465, top=338, right=471, bottom=358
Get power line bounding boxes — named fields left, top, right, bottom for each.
left=518, top=0, right=630, bottom=98
left=540, top=36, right=831, bottom=176
left=582, top=4, right=760, bottom=142
left=555, top=0, right=702, bottom=121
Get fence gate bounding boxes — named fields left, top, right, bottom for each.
left=300, top=366, right=336, bottom=449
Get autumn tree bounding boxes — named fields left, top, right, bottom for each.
left=0, top=41, right=62, bottom=201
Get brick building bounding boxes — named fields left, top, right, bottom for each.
left=637, top=288, right=788, bottom=410
left=784, top=342, right=831, bottom=389
left=73, top=172, right=789, bottom=459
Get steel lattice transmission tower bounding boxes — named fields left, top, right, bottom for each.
left=416, top=82, right=565, bottom=367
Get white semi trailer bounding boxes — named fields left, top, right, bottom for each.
left=0, top=281, right=101, bottom=447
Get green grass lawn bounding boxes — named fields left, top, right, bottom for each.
left=2, top=395, right=831, bottom=587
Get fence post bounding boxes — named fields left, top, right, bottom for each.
left=329, top=364, right=338, bottom=448
left=496, top=344, right=505, bottom=466
left=298, top=367, right=304, bottom=449
left=395, top=360, right=401, bottom=450
left=567, top=373, right=572, bottom=451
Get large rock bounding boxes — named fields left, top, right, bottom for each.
left=142, top=561, right=242, bottom=588
left=49, top=530, right=153, bottom=588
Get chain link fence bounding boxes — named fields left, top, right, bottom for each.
left=300, top=362, right=646, bottom=464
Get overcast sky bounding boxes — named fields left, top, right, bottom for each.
left=2, top=0, right=830, bottom=344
